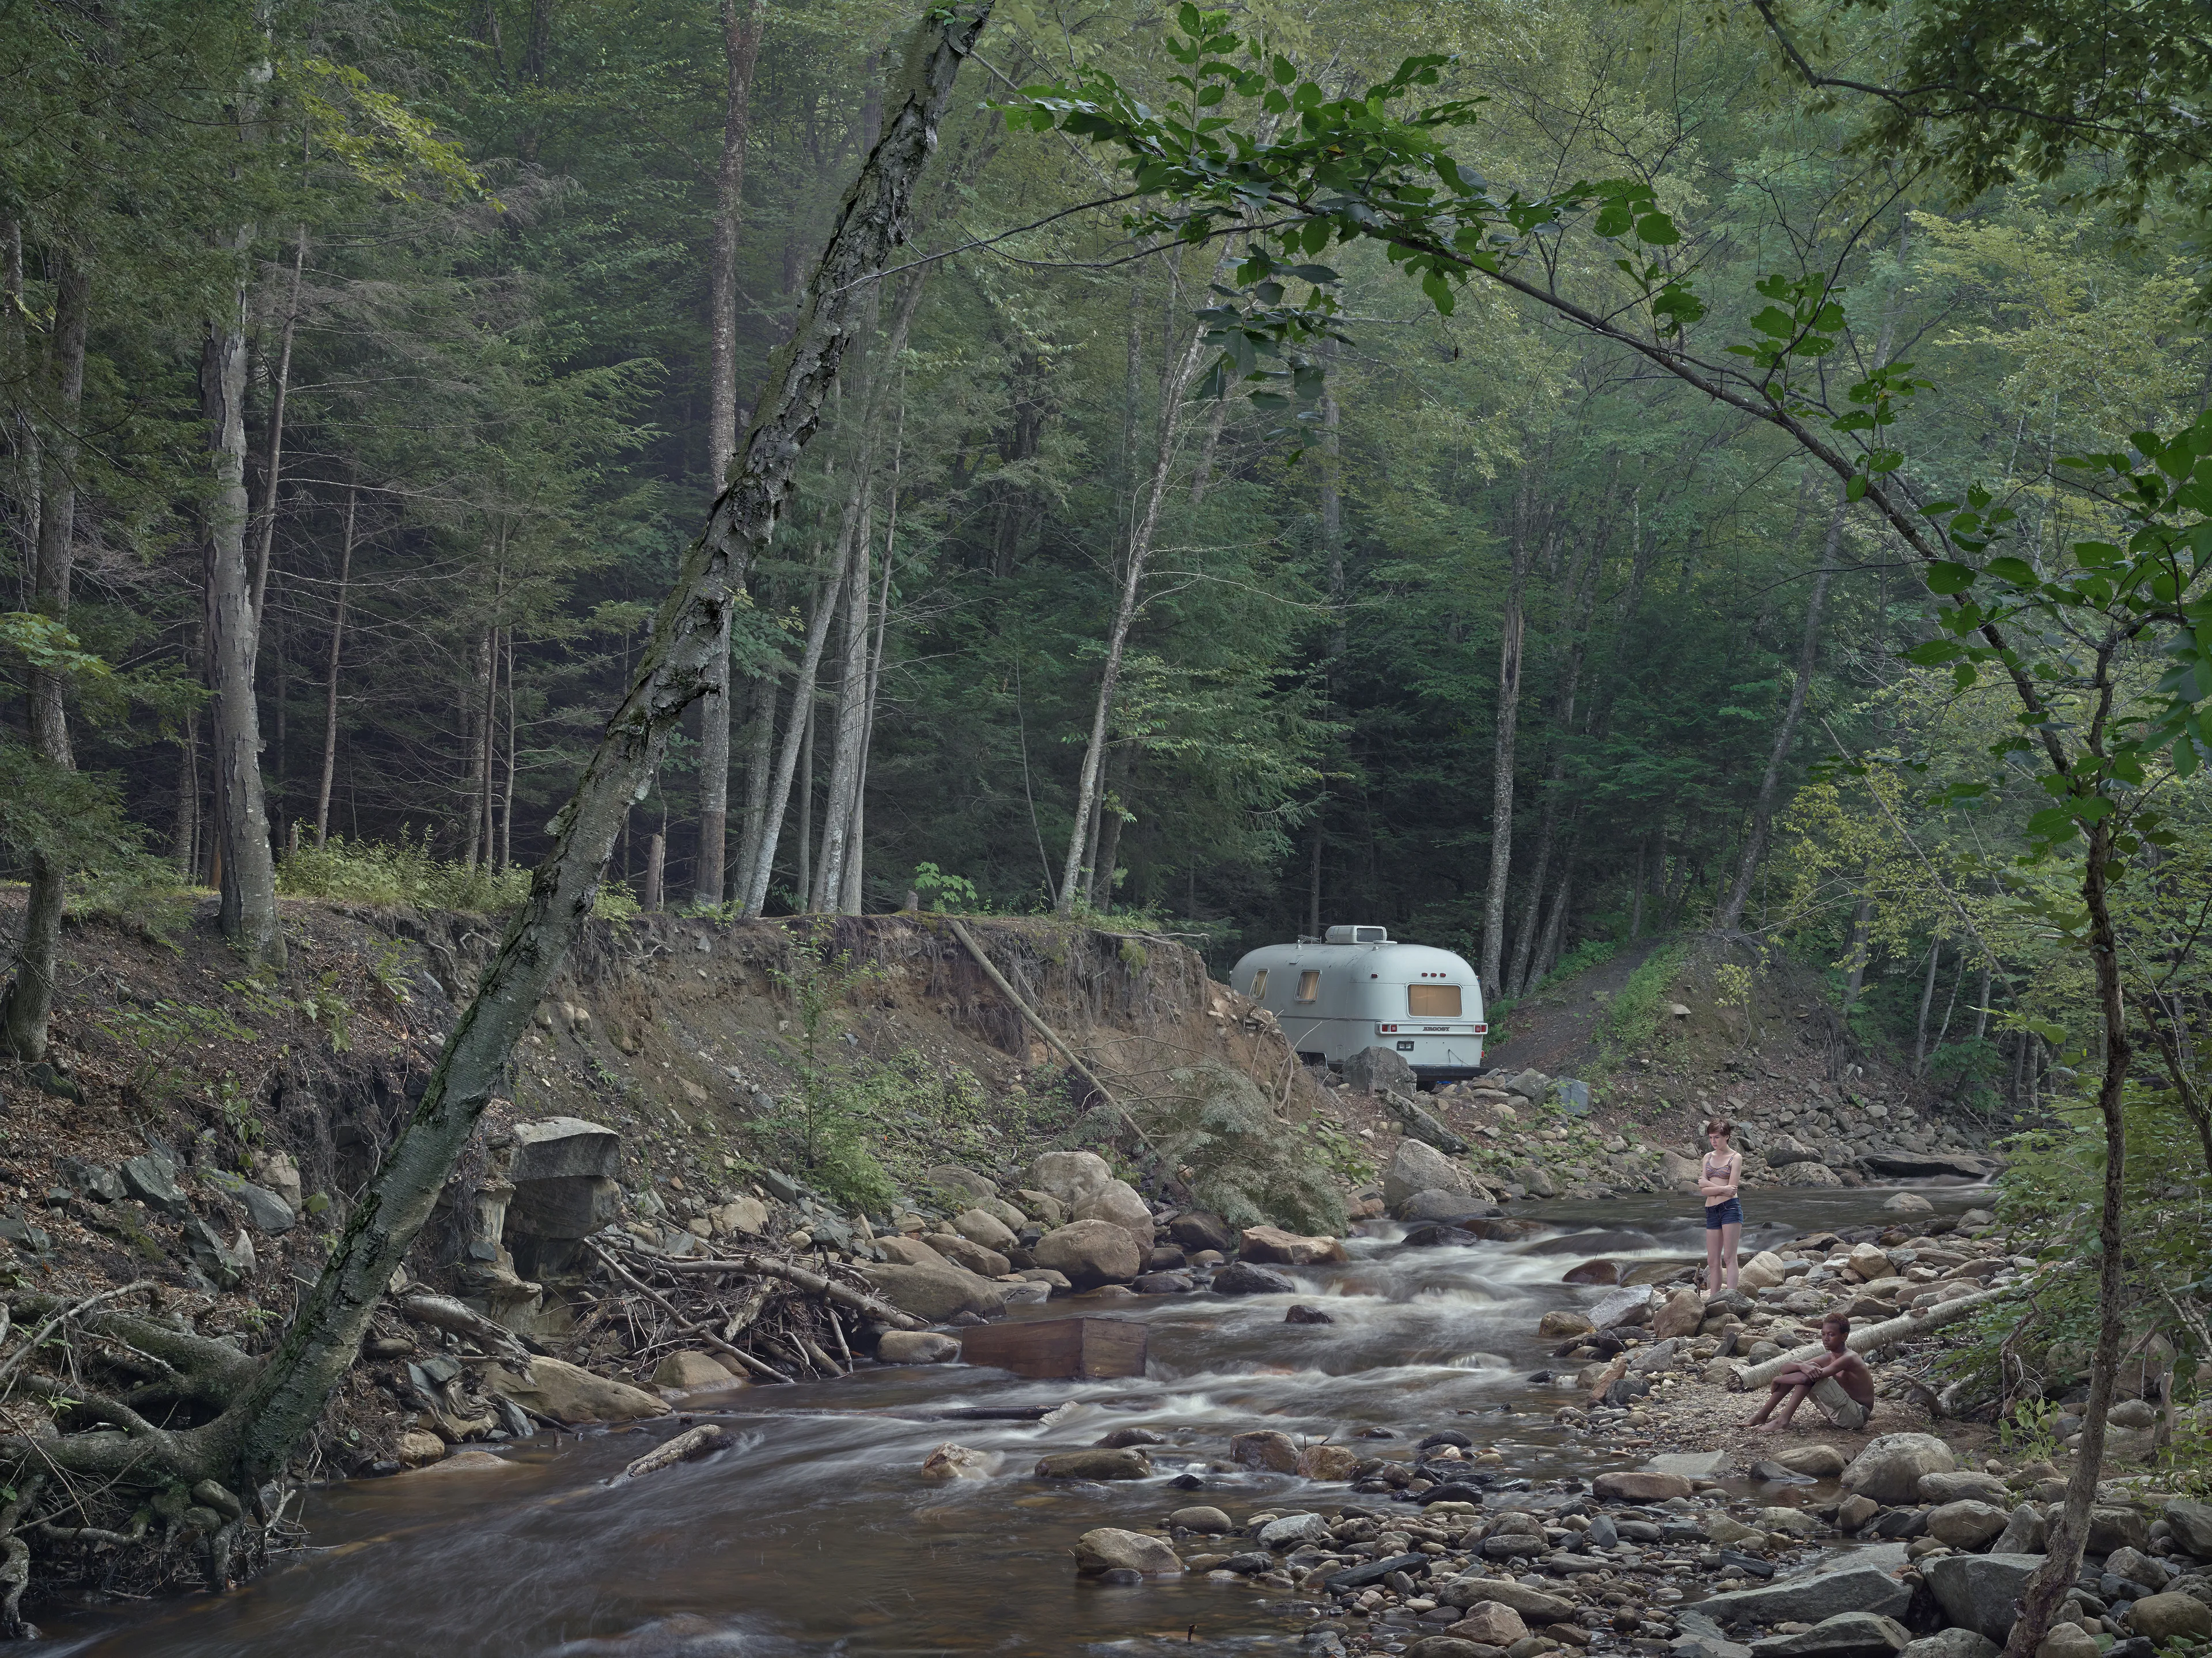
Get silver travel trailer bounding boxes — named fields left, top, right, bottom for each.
left=1229, top=925, right=1487, bottom=1082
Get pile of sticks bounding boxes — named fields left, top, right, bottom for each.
left=568, top=1237, right=923, bottom=1385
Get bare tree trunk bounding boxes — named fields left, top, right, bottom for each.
left=313, top=481, right=356, bottom=847
left=1716, top=485, right=1843, bottom=929
left=176, top=706, right=202, bottom=879
left=1841, top=878, right=1873, bottom=1011
left=248, top=226, right=306, bottom=647
left=742, top=565, right=846, bottom=915
left=202, top=253, right=286, bottom=970
left=460, top=627, right=493, bottom=869
left=1481, top=478, right=1539, bottom=996
left=693, top=0, right=768, bottom=906
left=1628, top=829, right=1650, bottom=940
left=1056, top=321, right=1210, bottom=910
left=732, top=673, right=775, bottom=902
left=501, top=629, right=516, bottom=870
left=479, top=626, right=501, bottom=871
left=1, top=252, right=88, bottom=1063
left=842, top=473, right=899, bottom=915
left=813, top=493, right=872, bottom=910
left=643, top=831, right=665, bottom=911
left=1913, top=940, right=1942, bottom=1074
left=1308, top=818, right=1323, bottom=934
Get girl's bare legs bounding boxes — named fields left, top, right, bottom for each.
left=1705, top=1222, right=1723, bottom=1294
left=1721, top=1220, right=1742, bottom=1290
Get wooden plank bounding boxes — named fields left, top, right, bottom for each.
left=959, top=1318, right=1149, bottom=1380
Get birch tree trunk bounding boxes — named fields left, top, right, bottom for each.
left=742, top=566, right=848, bottom=915
left=812, top=492, right=872, bottom=911
left=313, top=480, right=355, bottom=846
left=202, top=252, right=286, bottom=970
left=1480, top=477, right=1540, bottom=996
left=840, top=480, right=899, bottom=914
left=1055, top=320, right=1209, bottom=911
left=1715, top=484, right=1844, bottom=929
left=248, top=226, right=306, bottom=648
left=732, top=673, right=776, bottom=902
left=225, top=2, right=993, bottom=1486
left=693, top=0, right=768, bottom=906
left=1, top=252, right=88, bottom=1064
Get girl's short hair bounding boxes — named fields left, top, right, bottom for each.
left=1703, top=1118, right=1734, bottom=1137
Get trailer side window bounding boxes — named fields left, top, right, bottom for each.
left=1296, top=970, right=1320, bottom=1003
left=1408, top=984, right=1461, bottom=1017
left=1249, top=969, right=1268, bottom=1001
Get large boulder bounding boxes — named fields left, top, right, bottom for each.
left=1990, top=1505, right=2046, bottom=1556
left=1842, top=1434, right=1956, bottom=1504
left=877, top=1331, right=961, bottom=1364
left=2128, top=1593, right=2212, bottom=1643
left=1210, top=1260, right=1297, bottom=1295
left=857, top=1259, right=1008, bottom=1321
left=1036, top=1448, right=1152, bottom=1480
left=1778, top=1445, right=1850, bottom=1478
left=1170, top=1210, right=1236, bottom=1252
left=2165, top=1498, right=2212, bottom=1556
left=1749, top=1614, right=1910, bottom=1658
left=1229, top=1429, right=1301, bottom=1472
left=1661, top=1150, right=1705, bottom=1191
left=1919, top=1472, right=2008, bottom=1504
left=2088, top=1506, right=2150, bottom=1553
left=1239, top=1225, right=1346, bottom=1266
left=1074, top=1179, right=1156, bottom=1247
left=1259, top=1512, right=1334, bottom=1550
left=1922, top=1554, right=2043, bottom=1642
left=1588, top=1284, right=1657, bottom=1330
left=1344, top=1045, right=1417, bottom=1096
left=1765, top=1135, right=1822, bottom=1168
left=1926, top=1501, right=2010, bottom=1550
left=1698, top=1565, right=1913, bottom=1629
left=1027, top=1151, right=1113, bottom=1210
left=1653, top=1286, right=1706, bottom=1339
left=1071, top=1527, right=1181, bottom=1574
left=925, top=1164, right=998, bottom=1206
left=488, top=1357, right=669, bottom=1425
left=1783, top=1162, right=1844, bottom=1188
left=950, top=1207, right=1018, bottom=1251
left=1403, top=1189, right=1497, bottom=1222
left=1438, top=1578, right=1577, bottom=1621
left=923, top=1232, right=1011, bottom=1278
left=510, top=1117, right=623, bottom=1182
left=1897, top=1632, right=1998, bottom=1658
left=1385, top=1140, right=1473, bottom=1207
left=1593, top=1470, right=1692, bottom=1502
left=1297, top=1443, right=1362, bottom=1481
left=1032, top=1220, right=1143, bottom=1288
left=652, top=1351, right=737, bottom=1390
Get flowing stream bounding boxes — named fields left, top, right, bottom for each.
left=28, top=1188, right=1990, bottom=1657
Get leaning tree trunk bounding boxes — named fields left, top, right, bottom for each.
left=202, top=258, right=286, bottom=970
left=1, top=253, right=89, bottom=1065
left=218, top=7, right=994, bottom=1492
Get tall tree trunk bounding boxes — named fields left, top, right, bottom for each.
left=249, top=226, right=306, bottom=647
left=1056, top=320, right=1210, bottom=910
left=313, top=481, right=356, bottom=847
left=478, top=626, right=501, bottom=871
left=175, top=705, right=202, bottom=879
left=813, top=493, right=872, bottom=910
left=841, top=475, right=899, bottom=915
left=460, top=628, right=493, bottom=868
left=501, top=629, right=516, bottom=872
left=693, top=0, right=768, bottom=906
left=741, top=565, right=846, bottom=915
left=1841, top=879, right=1874, bottom=1011
left=732, top=673, right=776, bottom=902
left=1715, top=484, right=1843, bottom=929
left=203, top=259, right=286, bottom=969
left=1913, top=940, right=1942, bottom=1073
left=1481, top=477, right=1540, bottom=995
left=1, top=252, right=88, bottom=1063
left=225, top=3, right=993, bottom=1488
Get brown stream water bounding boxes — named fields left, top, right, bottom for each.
left=28, top=1187, right=1989, bottom=1658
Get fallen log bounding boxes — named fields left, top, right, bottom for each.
left=650, top=1252, right=926, bottom=1331
left=584, top=1241, right=794, bottom=1381
left=397, top=1293, right=532, bottom=1362
left=619, top=1423, right=729, bottom=1481
left=1729, top=1273, right=2046, bottom=1391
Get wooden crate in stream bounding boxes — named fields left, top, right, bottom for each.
left=957, top=1318, right=1148, bottom=1380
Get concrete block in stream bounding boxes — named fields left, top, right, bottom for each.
left=509, top=1118, right=623, bottom=1182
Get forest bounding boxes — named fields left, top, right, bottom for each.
left=5, top=0, right=2212, bottom=1649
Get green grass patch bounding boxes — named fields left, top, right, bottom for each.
left=1597, top=941, right=1691, bottom=1071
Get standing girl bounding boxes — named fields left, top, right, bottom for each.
left=1699, top=1117, right=1743, bottom=1294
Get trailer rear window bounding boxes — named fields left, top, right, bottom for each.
left=1296, top=970, right=1320, bottom=1003
left=1408, top=984, right=1462, bottom=1017
left=1249, top=969, right=1268, bottom=1001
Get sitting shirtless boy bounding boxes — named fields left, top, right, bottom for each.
left=1747, top=1312, right=1873, bottom=1433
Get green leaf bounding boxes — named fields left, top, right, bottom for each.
left=1633, top=211, right=1680, bottom=246
left=1925, top=561, right=1976, bottom=594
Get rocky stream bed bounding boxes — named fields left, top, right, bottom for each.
left=25, top=1181, right=2207, bottom=1658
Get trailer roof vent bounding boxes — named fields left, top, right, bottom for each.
left=1324, top=925, right=1391, bottom=945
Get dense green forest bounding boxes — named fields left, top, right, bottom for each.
left=4, top=0, right=2211, bottom=1096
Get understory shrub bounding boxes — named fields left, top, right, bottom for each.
left=1128, top=1062, right=1349, bottom=1236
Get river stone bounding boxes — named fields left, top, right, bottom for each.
left=950, top=1207, right=1018, bottom=1251
left=1565, top=1259, right=1621, bottom=1285
left=923, top=1232, right=1011, bottom=1278
left=395, top=1429, right=449, bottom=1468
left=1593, top=1471, right=1692, bottom=1502
left=510, top=1118, right=623, bottom=1182
left=1033, top=1219, right=1143, bottom=1288
left=1654, top=1286, right=1707, bottom=1340
left=925, top=1164, right=998, bottom=1205
left=1698, top=1564, right=1913, bottom=1627
left=120, top=1152, right=189, bottom=1218
left=1842, top=1434, right=1956, bottom=1504
left=1230, top=1429, right=1300, bottom=1472
left=1883, top=1192, right=1936, bottom=1215
left=1749, top=1614, right=1910, bottom=1658
left=1991, top=1504, right=2046, bottom=1555
left=1927, top=1501, right=2010, bottom=1550
left=1075, top=1179, right=1156, bottom=1247
left=1897, top=1631, right=1999, bottom=1658
left=710, top=1195, right=770, bottom=1236
left=1171, top=1505, right=1233, bottom=1534
left=1072, top=1527, right=1181, bottom=1574
left=1440, top=1578, right=1575, bottom=1621
left=1923, top=1553, right=2043, bottom=1641
left=1259, top=1512, right=1334, bottom=1549
left=1778, top=1444, right=1849, bottom=1477
left=1540, top=1311, right=1596, bottom=1338
left=1385, top=1140, right=1474, bottom=1207
left=2128, top=1593, right=2212, bottom=1642
left=1783, top=1162, right=1844, bottom=1187
left=1017, top=1188, right=1067, bottom=1227
left=489, top=1356, right=669, bottom=1424
left=1297, top=1443, right=1362, bottom=1481
left=1920, top=1471, right=2008, bottom=1504
left=1036, top=1448, right=1152, bottom=1480
left=920, top=1443, right=997, bottom=1480
left=1169, top=1210, right=1234, bottom=1252
left=2165, top=1499, right=2212, bottom=1555
left=1406, top=1641, right=1501, bottom=1658
left=1211, top=1260, right=1298, bottom=1296
left=2035, top=1627, right=2099, bottom=1658
left=1027, top=1151, right=1113, bottom=1209
left=2107, top=1546, right=2163, bottom=1589
left=857, top=1259, right=1007, bottom=1320
left=876, top=1331, right=960, bottom=1364
left=1447, top=1603, right=1528, bottom=1646
left=1240, top=1225, right=1347, bottom=1266
left=1401, top=1189, right=1488, bottom=1223
left=2088, top=1507, right=2150, bottom=1553
left=652, top=1351, right=737, bottom=1389
left=1588, top=1285, right=1657, bottom=1330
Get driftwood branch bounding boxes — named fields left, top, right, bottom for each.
left=650, top=1251, right=926, bottom=1330
left=619, top=1423, right=730, bottom=1481
left=584, top=1241, right=797, bottom=1380
left=397, top=1294, right=532, bottom=1362
left=1730, top=1275, right=2041, bottom=1390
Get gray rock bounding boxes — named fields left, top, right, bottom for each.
left=1749, top=1613, right=1910, bottom=1658
left=1649, top=1451, right=1730, bottom=1478
left=1628, top=1340, right=1681, bottom=1375
left=1169, top=1505, right=1233, bottom=1533
left=1260, top=1512, right=1334, bottom=1549
left=1926, top=1501, right=2011, bottom=1550
left=1169, top=1211, right=1236, bottom=1252
left=509, top=1117, right=623, bottom=1182
left=1991, top=1504, right=2047, bottom=1555
left=1698, top=1565, right=1912, bottom=1629
left=1385, top=1140, right=1472, bottom=1207
left=1026, top=1151, right=1112, bottom=1209
left=1919, top=1472, right=2009, bottom=1505
left=2164, top=1498, right=2212, bottom=1557
left=1211, top=1260, right=1298, bottom=1295
left=182, top=1217, right=250, bottom=1288
left=1497, top=1069, right=1549, bottom=1101
left=58, top=1159, right=125, bottom=1203
left=875, top=1331, right=960, bottom=1363
left=1548, top=1078, right=1593, bottom=1116
left=1035, top=1448, right=1153, bottom=1480
left=859, top=1260, right=1006, bottom=1322
left=205, top=1170, right=295, bottom=1233
left=925, top=1164, right=998, bottom=1205
left=1897, top=1631, right=1999, bottom=1658
left=1403, top=1188, right=1495, bottom=1222
left=2089, top=1507, right=2151, bottom=1554
left=757, top=1168, right=802, bottom=1204
left=1843, top=1434, right=1956, bottom=1504
left=1765, top=1135, right=1822, bottom=1168
left=2127, top=1592, right=2212, bottom=1642
left=508, top=1176, right=620, bottom=1239
left=1322, top=1552, right=1432, bottom=1592
left=1384, top=1089, right=1469, bottom=1154
left=1033, top=1219, right=1142, bottom=1288
left=1437, top=1577, right=1576, bottom=1620
left=2105, top=1547, right=2163, bottom=1590
left=1587, top=1284, right=1656, bottom=1330
left=120, top=1152, right=189, bottom=1218
left=1923, top=1553, right=2044, bottom=1641
left=1344, top=1046, right=1418, bottom=1096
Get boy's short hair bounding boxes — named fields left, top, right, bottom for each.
left=1822, top=1312, right=1851, bottom=1335
left=1703, top=1117, right=1734, bottom=1137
